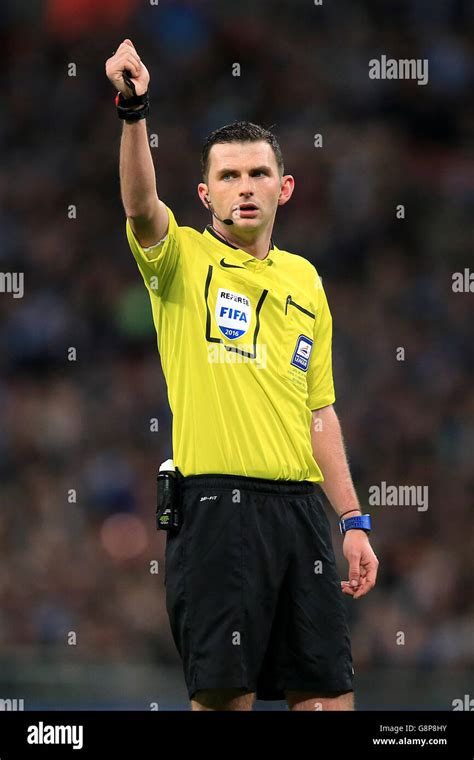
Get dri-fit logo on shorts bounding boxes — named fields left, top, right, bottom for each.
left=290, top=334, right=313, bottom=371
left=215, top=288, right=251, bottom=340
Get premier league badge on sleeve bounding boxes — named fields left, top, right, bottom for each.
left=290, top=334, right=313, bottom=371
left=215, top=288, right=251, bottom=340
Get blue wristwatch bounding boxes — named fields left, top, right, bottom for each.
left=339, top=514, right=372, bottom=535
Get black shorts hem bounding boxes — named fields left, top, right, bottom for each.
left=188, top=680, right=354, bottom=703
left=256, top=683, right=354, bottom=701
left=188, top=681, right=253, bottom=701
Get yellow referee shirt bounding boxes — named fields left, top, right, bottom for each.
left=126, top=205, right=335, bottom=482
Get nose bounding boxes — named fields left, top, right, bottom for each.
left=238, top=176, right=255, bottom=197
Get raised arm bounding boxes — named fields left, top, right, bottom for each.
left=106, top=39, right=169, bottom=247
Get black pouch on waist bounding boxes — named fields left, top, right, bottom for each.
left=156, top=468, right=182, bottom=532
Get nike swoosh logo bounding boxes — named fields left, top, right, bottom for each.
left=220, top=258, right=245, bottom=269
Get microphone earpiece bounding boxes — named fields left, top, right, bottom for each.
left=205, top=196, right=233, bottom=225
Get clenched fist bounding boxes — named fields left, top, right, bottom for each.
left=105, top=39, right=150, bottom=98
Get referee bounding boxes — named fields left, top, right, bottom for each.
left=106, top=40, right=379, bottom=712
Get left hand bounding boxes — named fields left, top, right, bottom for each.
left=341, top=531, right=379, bottom=599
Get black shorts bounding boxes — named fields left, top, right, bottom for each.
left=164, top=474, right=354, bottom=702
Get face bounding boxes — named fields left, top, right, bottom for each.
left=198, top=141, right=294, bottom=233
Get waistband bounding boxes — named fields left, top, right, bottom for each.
left=178, top=472, right=316, bottom=496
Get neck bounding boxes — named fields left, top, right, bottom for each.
left=211, top=222, right=273, bottom=260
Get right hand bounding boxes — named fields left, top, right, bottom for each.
left=105, top=39, right=150, bottom=98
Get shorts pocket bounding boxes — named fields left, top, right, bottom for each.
left=163, top=492, right=188, bottom=586
left=164, top=530, right=176, bottom=586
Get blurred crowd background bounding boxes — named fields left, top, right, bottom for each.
left=0, top=0, right=472, bottom=708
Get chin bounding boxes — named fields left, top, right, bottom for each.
left=235, top=217, right=261, bottom=226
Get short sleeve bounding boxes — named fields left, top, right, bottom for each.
left=126, top=204, right=181, bottom=296
left=307, top=276, right=336, bottom=410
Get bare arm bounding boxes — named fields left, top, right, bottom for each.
left=311, top=404, right=379, bottom=599
left=120, top=120, right=169, bottom=246
left=106, top=39, right=169, bottom=247
left=310, top=404, right=361, bottom=518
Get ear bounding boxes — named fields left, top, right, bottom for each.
left=197, top=182, right=210, bottom=208
left=277, top=175, right=295, bottom=207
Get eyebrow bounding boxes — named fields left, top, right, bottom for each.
left=216, top=165, right=273, bottom=177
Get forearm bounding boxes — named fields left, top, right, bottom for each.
left=120, top=119, right=158, bottom=217
left=311, top=406, right=361, bottom=518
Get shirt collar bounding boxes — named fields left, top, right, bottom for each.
left=203, top=225, right=278, bottom=268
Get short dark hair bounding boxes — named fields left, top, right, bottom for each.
left=200, top=121, right=284, bottom=183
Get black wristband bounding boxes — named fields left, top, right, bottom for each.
left=115, top=90, right=149, bottom=121
left=116, top=70, right=149, bottom=120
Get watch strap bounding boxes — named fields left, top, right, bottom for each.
left=339, top=513, right=372, bottom=535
